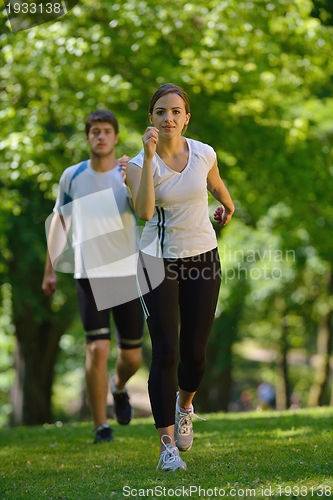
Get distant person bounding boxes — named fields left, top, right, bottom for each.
left=239, top=390, right=254, bottom=411
left=42, top=110, right=144, bottom=444
left=289, top=392, right=301, bottom=410
left=127, top=83, right=234, bottom=471
left=256, top=382, right=276, bottom=410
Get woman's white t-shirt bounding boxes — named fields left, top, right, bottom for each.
left=130, top=138, right=218, bottom=258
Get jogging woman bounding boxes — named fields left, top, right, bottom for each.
left=127, top=83, right=234, bottom=471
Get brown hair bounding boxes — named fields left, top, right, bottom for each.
left=148, top=83, right=190, bottom=132
left=85, top=110, right=119, bottom=136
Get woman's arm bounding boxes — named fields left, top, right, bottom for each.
left=126, top=127, right=159, bottom=221
left=126, top=162, right=154, bottom=220
left=207, top=160, right=235, bottom=226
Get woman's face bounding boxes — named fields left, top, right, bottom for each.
left=149, top=93, right=190, bottom=137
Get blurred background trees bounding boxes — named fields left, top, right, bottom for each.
left=0, top=0, right=332, bottom=425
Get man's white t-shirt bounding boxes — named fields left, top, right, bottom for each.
left=54, top=160, right=138, bottom=278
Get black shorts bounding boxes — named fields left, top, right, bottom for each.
left=76, top=278, right=144, bottom=349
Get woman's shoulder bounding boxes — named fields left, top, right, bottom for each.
left=187, top=137, right=215, bottom=154
left=129, top=149, right=145, bottom=168
left=129, top=149, right=161, bottom=172
left=187, top=138, right=216, bottom=167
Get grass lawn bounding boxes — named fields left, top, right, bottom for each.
left=0, top=407, right=332, bottom=499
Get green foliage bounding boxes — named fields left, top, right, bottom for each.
left=1, top=0, right=333, bottom=420
left=311, top=0, right=333, bottom=26
left=213, top=213, right=332, bottom=407
left=0, top=408, right=332, bottom=499
left=1, top=0, right=332, bottom=253
left=1, top=0, right=333, bottom=243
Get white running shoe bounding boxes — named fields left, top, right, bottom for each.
left=175, top=393, right=205, bottom=452
left=156, top=435, right=187, bottom=471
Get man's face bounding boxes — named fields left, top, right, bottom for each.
left=87, top=121, right=119, bottom=158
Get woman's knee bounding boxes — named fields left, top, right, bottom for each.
left=154, top=342, right=178, bottom=370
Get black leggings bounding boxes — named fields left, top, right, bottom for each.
left=142, top=248, right=221, bottom=428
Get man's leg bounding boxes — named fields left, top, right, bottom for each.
left=113, top=346, right=142, bottom=391
left=76, top=279, right=113, bottom=442
left=110, top=346, right=142, bottom=425
left=111, top=294, right=144, bottom=424
left=85, top=339, right=110, bottom=428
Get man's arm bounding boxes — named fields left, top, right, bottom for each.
left=117, top=155, right=135, bottom=209
left=42, top=250, right=57, bottom=297
left=42, top=212, right=71, bottom=296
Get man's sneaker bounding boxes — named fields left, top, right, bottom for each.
left=174, top=393, right=205, bottom=452
left=156, top=435, right=187, bottom=471
left=111, top=375, right=133, bottom=425
left=93, top=424, right=113, bottom=444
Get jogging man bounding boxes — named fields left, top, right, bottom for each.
left=42, top=110, right=144, bottom=443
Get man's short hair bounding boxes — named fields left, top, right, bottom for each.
left=85, top=110, right=119, bottom=136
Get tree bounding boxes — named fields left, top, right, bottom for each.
left=0, top=175, right=77, bottom=425
left=308, top=271, right=333, bottom=406
left=311, top=0, right=333, bottom=26
left=1, top=0, right=333, bottom=422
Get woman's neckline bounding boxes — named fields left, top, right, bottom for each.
left=155, top=137, right=191, bottom=175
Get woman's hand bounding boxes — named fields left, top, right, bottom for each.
left=213, top=205, right=233, bottom=226
left=143, top=126, right=159, bottom=159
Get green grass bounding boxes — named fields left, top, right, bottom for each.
left=1, top=408, right=332, bottom=499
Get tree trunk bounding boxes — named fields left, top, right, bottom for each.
left=308, top=318, right=333, bottom=404
left=275, top=314, right=290, bottom=410
left=9, top=345, right=25, bottom=426
left=6, top=178, right=77, bottom=426
left=330, top=364, right=333, bottom=406
left=9, top=289, right=67, bottom=425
